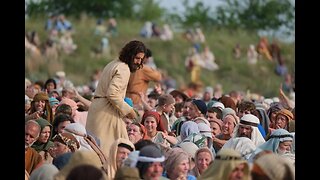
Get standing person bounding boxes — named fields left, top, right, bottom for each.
left=86, top=40, right=147, bottom=155
left=126, top=48, right=162, bottom=105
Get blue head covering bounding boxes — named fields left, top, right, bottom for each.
left=258, top=128, right=293, bottom=153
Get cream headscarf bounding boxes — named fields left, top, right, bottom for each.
left=106, top=138, right=135, bottom=180
left=198, top=148, right=250, bottom=180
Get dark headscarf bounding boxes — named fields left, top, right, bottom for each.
left=31, top=118, right=54, bottom=152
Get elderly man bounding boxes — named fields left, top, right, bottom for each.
left=232, top=114, right=265, bottom=147
left=25, top=120, right=43, bottom=175
left=249, top=128, right=294, bottom=163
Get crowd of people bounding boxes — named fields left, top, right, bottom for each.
left=25, top=40, right=295, bottom=180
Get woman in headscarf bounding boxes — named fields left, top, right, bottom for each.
left=198, top=148, right=250, bottom=180
left=266, top=102, right=284, bottom=130
left=163, top=147, right=196, bottom=180
left=212, top=113, right=239, bottom=153
left=31, top=118, right=54, bottom=163
left=190, top=147, right=214, bottom=178
left=26, top=92, right=54, bottom=124
left=142, top=111, right=172, bottom=148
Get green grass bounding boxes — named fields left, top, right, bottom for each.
left=25, top=15, right=294, bottom=98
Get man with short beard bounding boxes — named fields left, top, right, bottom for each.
left=25, top=120, right=43, bottom=175
left=232, top=114, right=265, bottom=147
left=86, top=40, right=147, bottom=155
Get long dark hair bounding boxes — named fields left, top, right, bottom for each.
left=119, top=40, right=147, bottom=71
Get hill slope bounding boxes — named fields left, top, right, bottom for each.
left=25, top=16, right=294, bottom=97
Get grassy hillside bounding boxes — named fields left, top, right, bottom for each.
left=25, top=15, right=294, bottom=98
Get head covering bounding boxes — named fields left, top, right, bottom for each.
left=192, top=99, right=208, bottom=115
left=257, top=129, right=293, bottom=154
left=252, top=153, right=295, bottom=180
left=31, top=118, right=54, bottom=152
left=276, top=109, right=294, bottom=121
left=206, top=100, right=218, bottom=109
left=107, top=138, right=135, bottom=179
left=180, top=121, right=199, bottom=141
left=64, top=122, right=93, bottom=151
left=123, top=151, right=140, bottom=168
left=222, top=137, right=256, bottom=161
left=31, top=92, right=54, bottom=123
left=33, top=92, right=49, bottom=101
left=60, top=98, right=78, bottom=114
left=255, top=104, right=271, bottom=135
left=210, top=119, right=223, bottom=131
left=52, top=132, right=80, bottom=152
left=204, top=87, right=213, bottom=96
left=114, top=166, right=140, bottom=180
left=164, top=147, right=190, bottom=175
left=141, top=111, right=165, bottom=132
left=49, top=97, right=60, bottom=107
left=197, top=123, right=212, bottom=139
left=198, top=148, right=250, bottom=180
left=233, top=114, right=265, bottom=147
left=54, top=151, right=106, bottom=180
left=136, top=145, right=165, bottom=178
left=267, top=102, right=284, bottom=118
left=222, top=108, right=239, bottom=124
left=211, top=102, right=225, bottom=110
left=29, top=163, right=59, bottom=180
left=193, top=117, right=211, bottom=127
left=56, top=71, right=66, bottom=78
left=176, top=142, right=199, bottom=159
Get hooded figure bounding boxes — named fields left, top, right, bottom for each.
left=106, top=138, right=135, bottom=179
left=249, top=128, right=294, bottom=163
left=198, top=148, right=250, bottom=180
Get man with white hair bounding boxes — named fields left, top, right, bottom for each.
left=248, top=128, right=294, bottom=164
left=25, top=120, right=43, bottom=175
left=232, top=114, right=265, bottom=147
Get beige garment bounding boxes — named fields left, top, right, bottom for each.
left=106, top=138, right=135, bottom=179
left=198, top=148, right=250, bottom=180
left=54, top=151, right=107, bottom=180
left=86, top=60, right=134, bottom=155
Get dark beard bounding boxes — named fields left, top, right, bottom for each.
left=129, top=61, right=141, bottom=73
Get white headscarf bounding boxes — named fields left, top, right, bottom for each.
left=64, top=122, right=93, bottom=151
left=233, top=114, right=265, bottom=147
left=222, top=137, right=256, bottom=161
